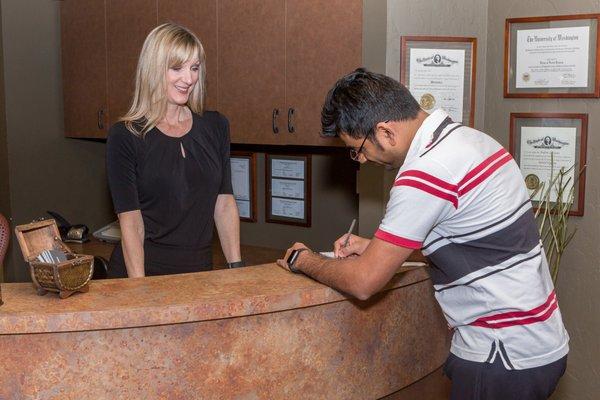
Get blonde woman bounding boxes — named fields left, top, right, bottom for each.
left=106, top=23, right=241, bottom=277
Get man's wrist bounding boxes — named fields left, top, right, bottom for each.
left=227, top=260, right=245, bottom=268
left=288, top=248, right=310, bottom=273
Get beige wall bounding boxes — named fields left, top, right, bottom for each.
left=484, top=1, right=600, bottom=398
left=1, top=0, right=114, bottom=281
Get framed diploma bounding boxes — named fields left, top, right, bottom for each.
left=509, top=113, right=587, bottom=216
left=400, top=36, right=477, bottom=127
left=230, top=151, right=257, bottom=222
left=266, top=154, right=311, bottom=227
left=505, top=14, right=600, bottom=97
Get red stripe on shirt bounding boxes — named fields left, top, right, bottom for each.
left=398, top=170, right=458, bottom=192
left=458, top=148, right=509, bottom=188
left=469, top=291, right=559, bottom=329
left=375, top=229, right=422, bottom=249
left=458, top=154, right=512, bottom=196
left=395, top=179, right=458, bottom=208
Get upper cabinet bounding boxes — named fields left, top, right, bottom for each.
left=217, top=0, right=286, bottom=145
left=60, top=0, right=362, bottom=146
left=285, top=0, right=362, bottom=146
left=158, top=0, right=219, bottom=110
left=106, top=1, right=158, bottom=127
left=60, top=0, right=108, bottom=138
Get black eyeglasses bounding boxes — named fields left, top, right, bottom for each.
left=350, top=134, right=369, bottom=161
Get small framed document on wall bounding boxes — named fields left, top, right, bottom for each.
left=509, top=113, right=587, bottom=216
left=504, top=14, right=600, bottom=97
left=230, top=151, right=257, bottom=222
left=400, top=36, right=477, bottom=127
left=266, top=154, right=311, bottom=227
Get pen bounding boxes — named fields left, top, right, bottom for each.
left=342, top=218, right=357, bottom=248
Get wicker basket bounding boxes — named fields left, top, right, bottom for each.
left=15, top=219, right=93, bottom=299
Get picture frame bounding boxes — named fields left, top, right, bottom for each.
left=504, top=14, right=600, bottom=98
left=230, top=151, right=257, bottom=222
left=400, top=35, right=477, bottom=127
left=265, top=154, right=311, bottom=227
left=509, top=113, right=587, bottom=216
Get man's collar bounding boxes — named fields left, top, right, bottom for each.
left=404, top=109, right=452, bottom=162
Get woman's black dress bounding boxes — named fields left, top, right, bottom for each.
left=105, top=111, right=233, bottom=277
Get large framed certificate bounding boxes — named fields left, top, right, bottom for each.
left=401, top=36, right=477, bottom=127
left=505, top=14, right=600, bottom=97
left=230, top=151, right=257, bottom=222
left=265, top=154, right=311, bottom=227
left=509, top=113, right=587, bottom=216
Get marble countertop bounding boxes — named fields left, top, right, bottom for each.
left=0, top=263, right=429, bottom=335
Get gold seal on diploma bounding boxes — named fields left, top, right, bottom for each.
left=522, top=72, right=530, bottom=82
left=525, top=174, right=540, bottom=190
left=419, top=93, right=436, bottom=110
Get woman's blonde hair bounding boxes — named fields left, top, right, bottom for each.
left=121, top=23, right=206, bottom=136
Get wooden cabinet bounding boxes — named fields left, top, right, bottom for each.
left=218, top=0, right=362, bottom=146
left=158, top=0, right=219, bottom=110
left=60, top=0, right=107, bottom=138
left=285, top=0, right=362, bottom=146
left=60, top=0, right=362, bottom=146
left=60, top=0, right=157, bottom=138
left=106, top=0, right=157, bottom=127
left=217, top=0, right=286, bottom=145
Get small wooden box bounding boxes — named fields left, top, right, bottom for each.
left=15, top=219, right=93, bottom=298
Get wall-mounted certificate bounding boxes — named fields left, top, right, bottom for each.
left=519, top=126, right=577, bottom=202
left=516, top=26, right=589, bottom=89
left=266, top=154, right=311, bottom=227
left=401, top=36, right=476, bottom=127
left=272, top=198, right=304, bottom=219
left=230, top=152, right=257, bottom=222
left=505, top=14, right=600, bottom=97
left=271, top=178, right=304, bottom=199
left=510, top=113, right=588, bottom=216
left=271, top=159, right=305, bottom=179
left=408, top=48, right=465, bottom=122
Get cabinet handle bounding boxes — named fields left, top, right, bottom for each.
left=287, top=107, right=295, bottom=133
left=272, top=108, right=279, bottom=134
left=97, top=108, right=105, bottom=130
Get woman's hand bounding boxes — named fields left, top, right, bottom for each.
left=333, top=234, right=370, bottom=258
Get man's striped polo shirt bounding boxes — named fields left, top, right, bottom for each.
left=375, top=109, right=569, bottom=370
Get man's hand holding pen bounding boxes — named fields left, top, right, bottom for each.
left=333, top=234, right=370, bottom=258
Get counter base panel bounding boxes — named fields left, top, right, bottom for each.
left=1, top=279, right=450, bottom=399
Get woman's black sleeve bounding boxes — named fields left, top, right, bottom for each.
left=218, top=115, right=234, bottom=195
left=106, top=125, right=141, bottom=213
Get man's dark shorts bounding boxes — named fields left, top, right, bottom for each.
left=443, top=353, right=567, bottom=400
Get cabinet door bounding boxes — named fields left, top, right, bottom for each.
left=218, top=0, right=285, bottom=144
left=106, top=0, right=157, bottom=127
left=60, top=0, right=108, bottom=138
left=158, top=0, right=218, bottom=111
left=285, top=0, right=362, bottom=146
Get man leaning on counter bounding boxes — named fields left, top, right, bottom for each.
left=278, top=68, right=569, bottom=400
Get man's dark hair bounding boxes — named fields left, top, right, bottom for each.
left=321, top=68, right=421, bottom=139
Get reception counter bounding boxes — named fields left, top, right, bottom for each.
left=0, top=262, right=450, bottom=399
